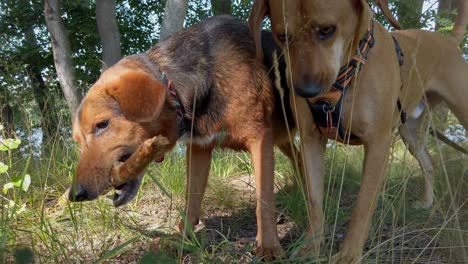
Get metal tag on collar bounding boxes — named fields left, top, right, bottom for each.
left=322, top=102, right=335, bottom=113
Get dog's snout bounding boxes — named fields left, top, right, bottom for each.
left=295, top=76, right=322, bottom=98
left=69, top=184, right=89, bottom=202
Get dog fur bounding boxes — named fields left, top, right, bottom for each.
left=249, top=0, right=468, bottom=262
left=70, top=15, right=296, bottom=259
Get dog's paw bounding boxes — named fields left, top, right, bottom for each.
left=289, top=243, right=320, bottom=261
left=412, top=194, right=433, bottom=209
left=176, top=218, right=200, bottom=236
left=331, top=251, right=362, bottom=264
left=254, top=240, right=284, bottom=261
left=412, top=199, right=432, bottom=209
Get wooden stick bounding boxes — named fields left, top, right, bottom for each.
left=111, top=136, right=169, bottom=187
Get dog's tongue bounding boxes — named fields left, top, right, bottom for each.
left=155, top=154, right=164, bottom=163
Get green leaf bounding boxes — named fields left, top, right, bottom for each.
left=0, top=139, right=21, bottom=151
left=139, top=251, right=176, bottom=264
left=22, top=174, right=31, bottom=192
left=0, top=162, right=8, bottom=174
left=12, top=174, right=31, bottom=192
left=93, top=236, right=141, bottom=264
left=3, top=182, right=14, bottom=194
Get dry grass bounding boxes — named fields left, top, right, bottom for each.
left=1, top=128, right=467, bottom=263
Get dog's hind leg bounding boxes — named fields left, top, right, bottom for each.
left=178, top=144, right=213, bottom=235
left=430, top=60, right=468, bottom=130
left=278, top=142, right=300, bottom=169
left=399, top=114, right=435, bottom=208
left=289, top=99, right=327, bottom=259
left=249, top=127, right=284, bottom=260
left=278, top=142, right=304, bottom=184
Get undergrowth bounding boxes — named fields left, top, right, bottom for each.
left=1, top=121, right=467, bottom=263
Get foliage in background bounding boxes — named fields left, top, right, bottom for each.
left=0, top=0, right=466, bottom=262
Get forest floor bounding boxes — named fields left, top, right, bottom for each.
left=3, top=139, right=468, bottom=263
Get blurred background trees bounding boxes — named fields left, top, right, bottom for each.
left=0, top=0, right=466, bottom=152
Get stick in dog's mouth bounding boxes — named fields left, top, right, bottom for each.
left=110, top=136, right=170, bottom=206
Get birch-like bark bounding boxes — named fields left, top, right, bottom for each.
left=44, top=0, right=82, bottom=115
left=96, top=0, right=121, bottom=69
left=160, top=0, right=188, bottom=40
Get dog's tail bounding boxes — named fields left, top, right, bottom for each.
left=430, top=127, right=468, bottom=155
left=451, top=0, right=468, bottom=45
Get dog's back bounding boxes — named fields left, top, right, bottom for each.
left=148, top=15, right=295, bottom=145
left=392, top=29, right=467, bottom=112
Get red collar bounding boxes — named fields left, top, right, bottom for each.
left=162, top=75, right=188, bottom=137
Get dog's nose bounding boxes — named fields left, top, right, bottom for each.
left=295, top=81, right=322, bottom=98
left=295, top=74, right=322, bottom=98
left=68, top=184, right=88, bottom=202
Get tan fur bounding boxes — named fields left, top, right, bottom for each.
left=249, top=0, right=468, bottom=262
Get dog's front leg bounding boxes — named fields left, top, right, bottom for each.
left=290, top=99, right=327, bottom=259
left=249, top=127, right=283, bottom=260
left=295, top=128, right=327, bottom=258
left=178, top=144, right=212, bottom=235
left=332, top=137, right=392, bottom=264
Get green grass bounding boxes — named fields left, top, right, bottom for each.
left=1, top=128, right=467, bottom=263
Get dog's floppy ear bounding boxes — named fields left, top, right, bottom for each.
left=249, top=0, right=269, bottom=62
left=105, top=70, right=166, bottom=123
left=353, top=0, right=374, bottom=40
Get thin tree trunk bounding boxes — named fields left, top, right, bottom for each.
left=211, top=0, right=231, bottom=15
left=96, top=0, right=121, bottom=70
left=0, top=104, right=14, bottom=138
left=436, top=0, right=458, bottom=30
left=433, top=0, right=459, bottom=130
left=160, top=0, right=188, bottom=40
left=44, top=0, right=82, bottom=116
left=25, top=26, right=59, bottom=139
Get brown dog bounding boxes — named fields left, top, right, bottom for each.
left=249, top=0, right=468, bottom=262
left=69, top=16, right=297, bottom=259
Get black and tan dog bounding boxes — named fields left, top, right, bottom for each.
left=249, top=0, right=468, bottom=262
left=69, top=16, right=296, bottom=259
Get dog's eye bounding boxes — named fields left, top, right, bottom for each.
left=118, top=153, right=132, bottom=163
left=276, top=33, right=290, bottom=44
left=317, top=25, right=336, bottom=40
left=95, top=120, right=109, bottom=133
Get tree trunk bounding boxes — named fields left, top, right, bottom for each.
left=96, top=0, right=121, bottom=70
left=44, top=0, right=82, bottom=116
left=0, top=104, right=14, bottom=138
left=436, top=0, right=458, bottom=30
left=211, top=0, right=231, bottom=15
left=396, top=0, right=424, bottom=28
left=25, top=26, right=59, bottom=139
left=160, top=0, right=188, bottom=40
left=433, top=0, right=459, bottom=130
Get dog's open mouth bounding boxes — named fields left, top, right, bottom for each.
left=111, top=178, right=142, bottom=207
left=155, top=153, right=164, bottom=163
